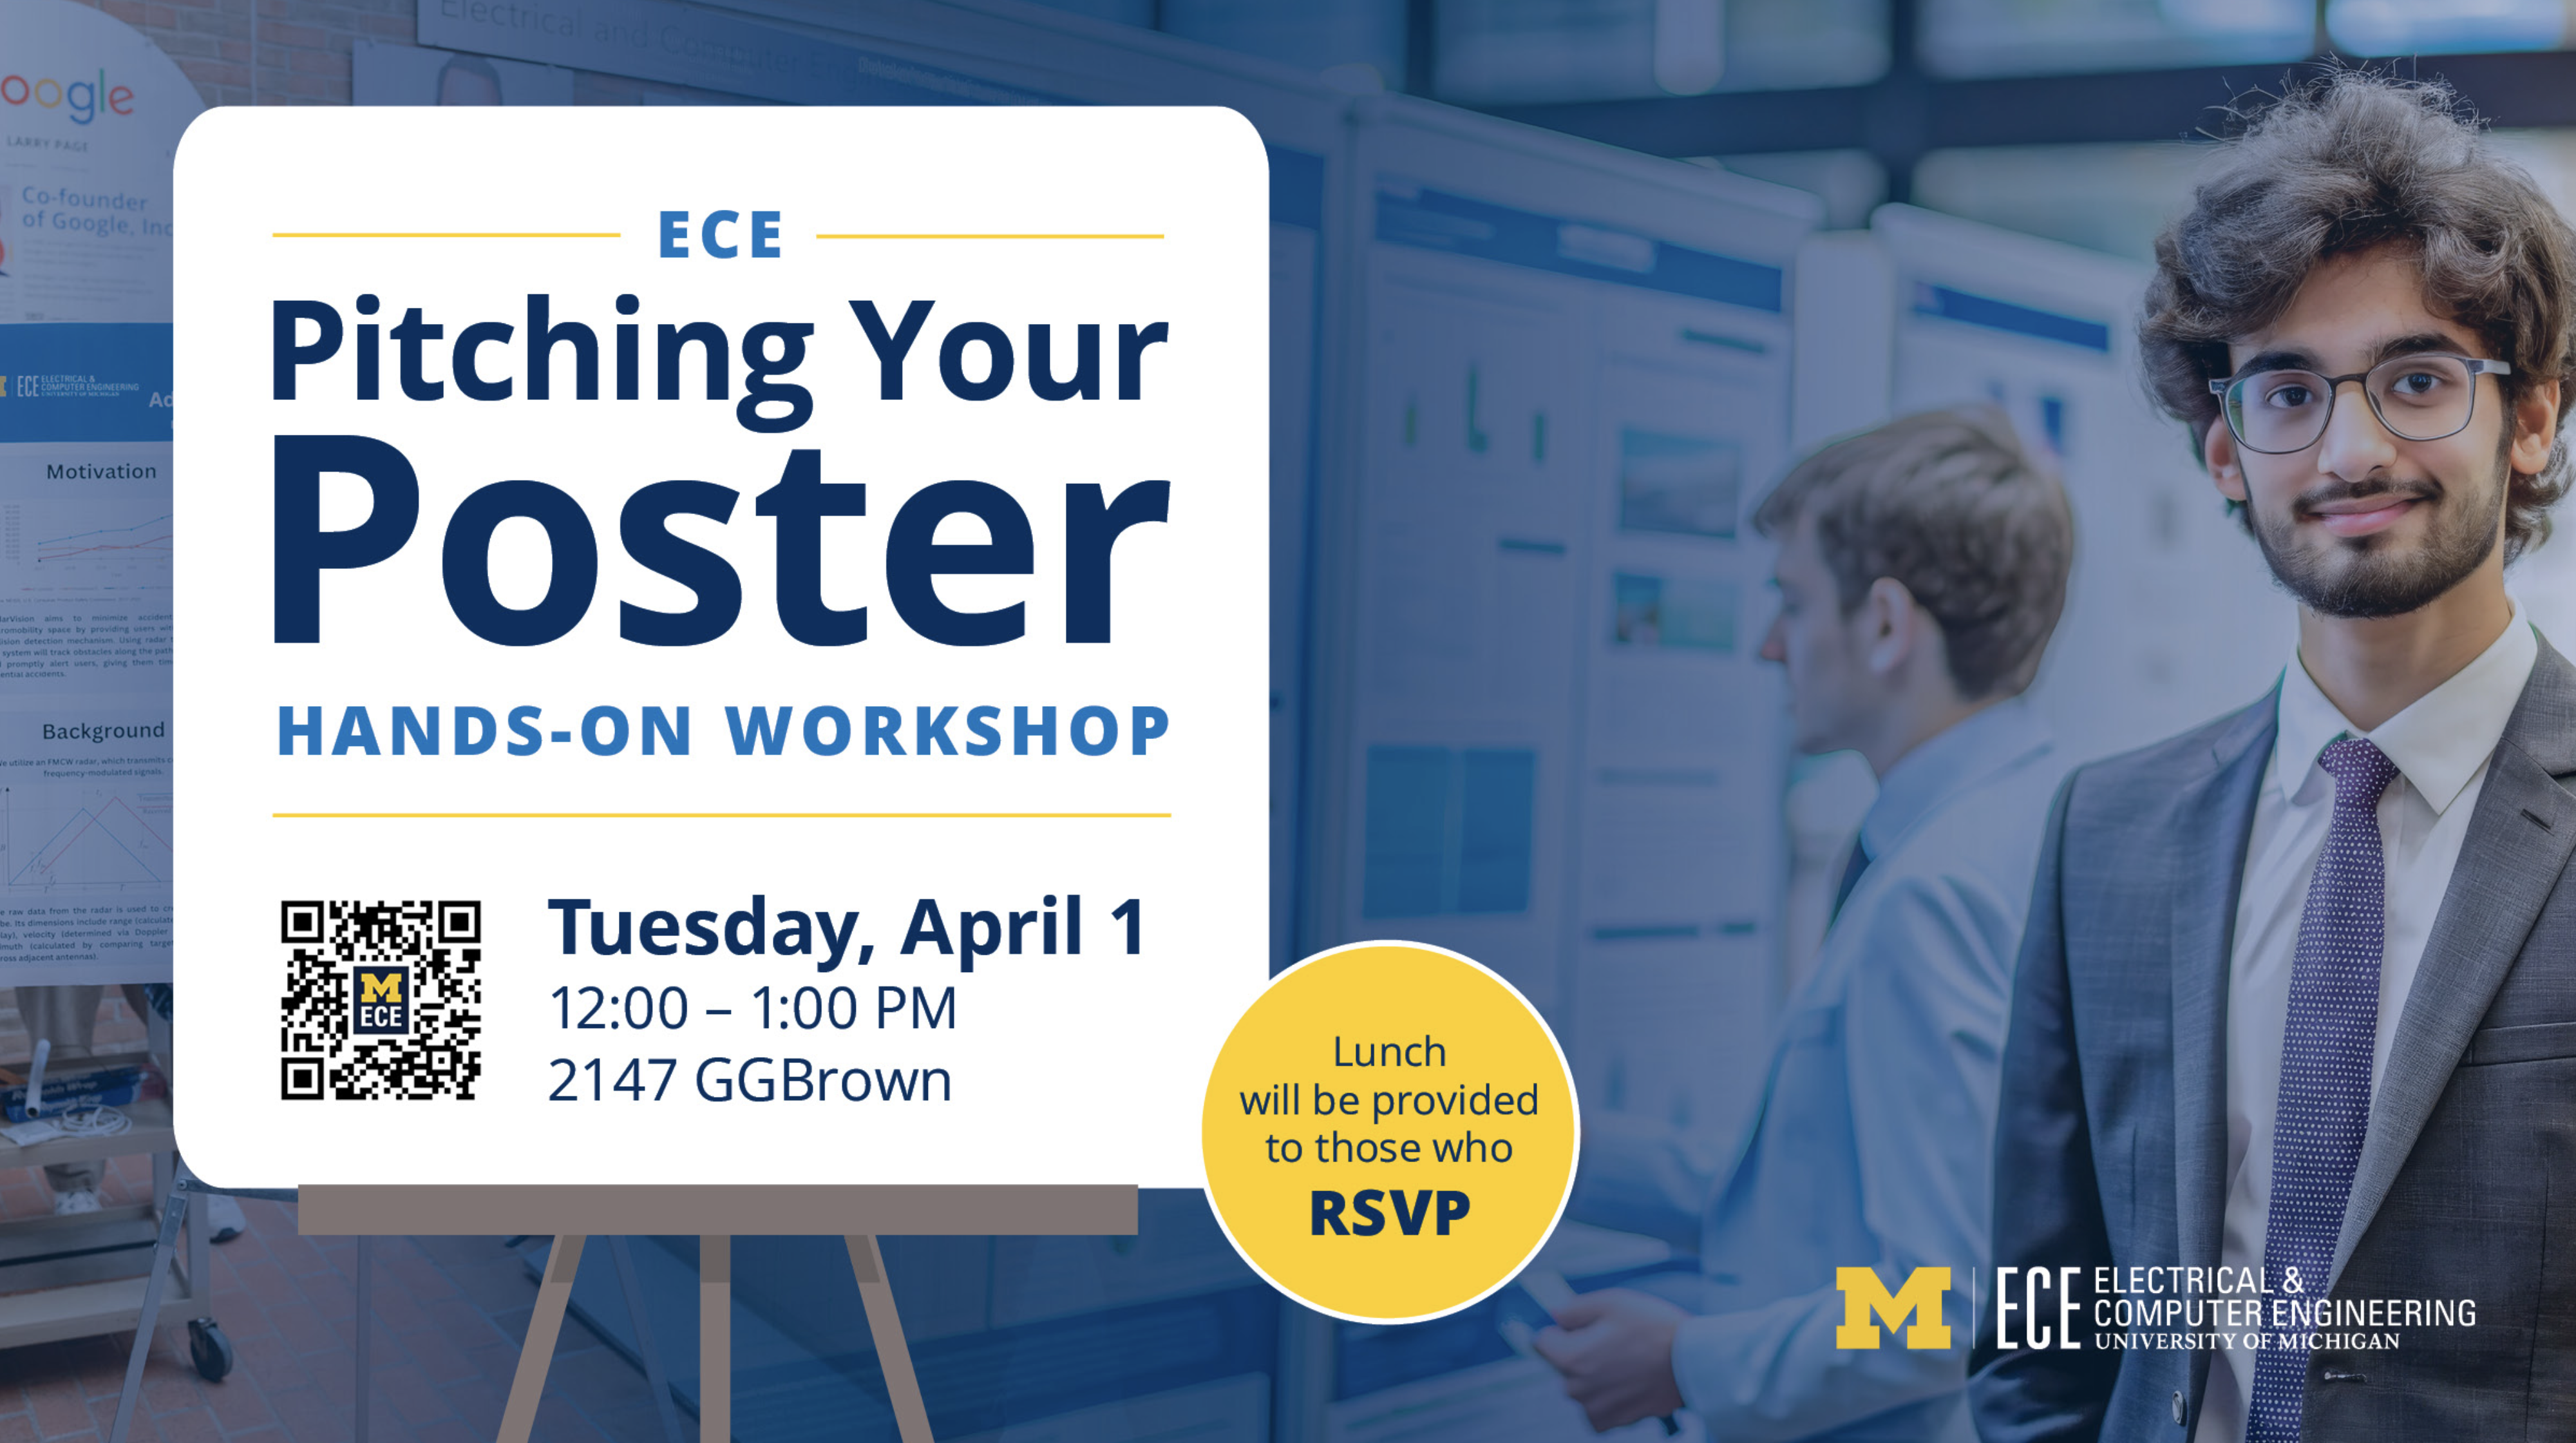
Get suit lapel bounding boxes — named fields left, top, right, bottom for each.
left=2331, top=641, right=2576, bottom=1283
left=2172, top=695, right=2279, bottom=1279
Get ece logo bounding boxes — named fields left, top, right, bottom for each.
left=1835, top=1266, right=1952, bottom=1350
left=352, top=966, right=410, bottom=1036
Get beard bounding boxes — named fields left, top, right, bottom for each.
left=2244, top=456, right=2508, bottom=620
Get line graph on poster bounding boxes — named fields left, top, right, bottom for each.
left=0, top=502, right=173, bottom=595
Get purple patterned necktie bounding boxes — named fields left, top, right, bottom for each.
left=2247, top=736, right=2399, bottom=1443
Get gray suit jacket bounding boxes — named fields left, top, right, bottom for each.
left=1968, top=638, right=2576, bottom=1442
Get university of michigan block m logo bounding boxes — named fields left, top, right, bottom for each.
left=351, top=965, right=410, bottom=1036
left=1835, top=1266, right=1951, bottom=1349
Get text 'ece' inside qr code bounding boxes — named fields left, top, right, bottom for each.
left=279, top=901, right=483, bottom=1100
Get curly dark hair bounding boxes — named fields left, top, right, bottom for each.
left=2139, top=68, right=2576, bottom=559
left=1752, top=405, right=2074, bottom=701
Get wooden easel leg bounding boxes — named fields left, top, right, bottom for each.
left=701, top=1234, right=730, bottom=1443
left=498, top=1235, right=585, bottom=1443
left=846, top=1235, right=935, bottom=1443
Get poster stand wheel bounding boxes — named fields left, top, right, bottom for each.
left=107, top=1171, right=292, bottom=1443
left=295, top=1185, right=1137, bottom=1443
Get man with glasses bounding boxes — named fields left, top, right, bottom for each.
left=1971, top=70, right=2576, bottom=1442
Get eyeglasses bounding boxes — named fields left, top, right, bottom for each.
left=2210, top=354, right=2511, bottom=455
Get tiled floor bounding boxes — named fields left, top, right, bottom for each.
left=0, top=1154, right=694, bottom=1443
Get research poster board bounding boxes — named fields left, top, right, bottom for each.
left=171, top=106, right=1271, bottom=1189
left=1306, top=95, right=1818, bottom=1205
left=0, top=0, right=200, bottom=984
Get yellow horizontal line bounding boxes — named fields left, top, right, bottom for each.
left=813, top=233, right=1163, bottom=240
left=270, top=231, right=622, bottom=239
left=273, top=811, right=1170, bottom=819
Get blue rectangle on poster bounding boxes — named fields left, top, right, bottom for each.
left=1457, top=749, right=1535, bottom=913
left=1378, top=186, right=1783, bottom=311
left=0, top=324, right=173, bottom=443
left=1363, top=745, right=1450, bottom=918
left=1912, top=284, right=2110, bottom=352
left=1362, top=745, right=1537, bottom=918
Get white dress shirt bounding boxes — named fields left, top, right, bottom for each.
left=2193, top=609, right=2539, bottom=1442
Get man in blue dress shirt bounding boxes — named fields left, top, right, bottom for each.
left=1537, top=404, right=2072, bottom=1440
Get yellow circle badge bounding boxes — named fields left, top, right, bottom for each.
left=1200, top=941, right=1578, bottom=1323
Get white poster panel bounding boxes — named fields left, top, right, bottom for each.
left=0, top=0, right=200, bottom=984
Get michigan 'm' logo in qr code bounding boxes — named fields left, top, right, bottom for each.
left=280, top=900, right=483, bottom=1100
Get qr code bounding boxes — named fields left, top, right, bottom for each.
left=279, top=900, right=484, bottom=1100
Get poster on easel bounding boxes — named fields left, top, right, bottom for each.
left=172, top=106, right=1272, bottom=1189
left=0, top=0, right=198, bottom=985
